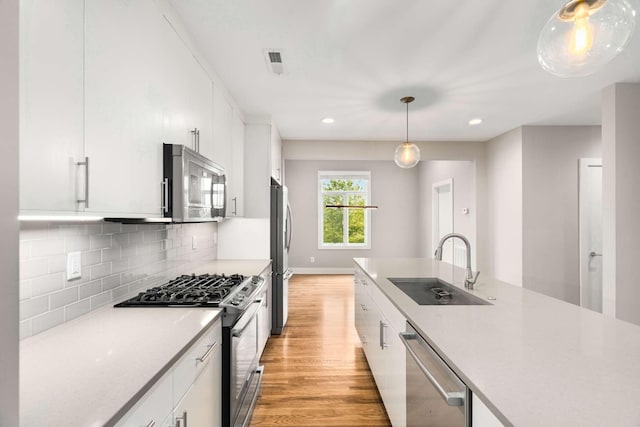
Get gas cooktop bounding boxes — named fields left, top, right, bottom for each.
left=114, top=273, right=247, bottom=307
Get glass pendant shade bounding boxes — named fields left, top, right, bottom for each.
left=394, top=142, right=420, bottom=168
left=395, top=96, right=420, bottom=168
left=537, top=0, right=636, bottom=77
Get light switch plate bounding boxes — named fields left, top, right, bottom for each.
left=66, top=251, right=81, bottom=281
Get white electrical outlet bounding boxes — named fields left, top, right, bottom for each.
left=66, top=251, right=82, bottom=281
left=310, top=256, right=315, bottom=263
left=192, top=235, right=198, bottom=250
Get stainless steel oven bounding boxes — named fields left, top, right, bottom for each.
left=399, top=322, right=470, bottom=427
left=227, top=300, right=263, bottom=427
left=163, top=143, right=226, bottom=222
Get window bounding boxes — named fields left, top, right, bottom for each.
left=318, top=171, right=371, bottom=249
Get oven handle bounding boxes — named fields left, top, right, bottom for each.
left=399, top=332, right=465, bottom=406
left=231, top=302, right=261, bottom=337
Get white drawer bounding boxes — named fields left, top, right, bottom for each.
left=172, top=317, right=222, bottom=405
left=115, top=372, right=172, bottom=427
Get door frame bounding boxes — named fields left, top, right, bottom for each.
left=432, top=178, right=454, bottom=260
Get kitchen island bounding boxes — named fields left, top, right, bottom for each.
left=355, top=257, right=640, bottom=426
left=19, top=259, right=270, bottom=427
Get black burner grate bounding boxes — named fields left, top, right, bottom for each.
left=115, top=273, right=246, bottom=307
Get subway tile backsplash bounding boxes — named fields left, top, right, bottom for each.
left=19, top=221, right=218, bottom=339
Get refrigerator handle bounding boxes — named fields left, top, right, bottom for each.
left=286, top=202, right=292, bottom=252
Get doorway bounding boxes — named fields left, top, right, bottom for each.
left=579, top=158, right=602, bottom=313
left=432, top=179, right=453, bottom=264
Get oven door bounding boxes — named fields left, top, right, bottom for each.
left=230, top=301, right=263, bottom=427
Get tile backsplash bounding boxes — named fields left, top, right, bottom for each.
left=19, top=221, right=218, bottom=339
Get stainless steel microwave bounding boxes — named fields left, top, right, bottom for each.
left=163, top=143, right=226, bottom=222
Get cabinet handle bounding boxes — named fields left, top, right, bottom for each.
left=176, top=411, right=187, bottom=427
left=161, top=178, right=169, bottom=213
left=196, top=341, right=217, bottom=363
left=360, top=304, right=367, bottom=311
left=191, top=128, right=199, bottom=152
left=76, top=157, right=89, bottom=208
left=146, top=421, right=156, bottom=427
left=232, top=197, right=237, bottom=216
left=379, top=321, right=389, bottom=349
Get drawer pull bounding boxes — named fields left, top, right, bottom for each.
left=196, top=341, right=217, bottom=363
left=146, top=421, right=156, bottom=427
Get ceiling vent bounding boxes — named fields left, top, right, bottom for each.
left=263, top=49, right=285, bottom=75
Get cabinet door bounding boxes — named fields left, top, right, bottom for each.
left=270, top=125, right=282, bottom=183
left=380, top=321, right=406, bottom=427
left=85, top=0, right=171, bottom=216
left=212, top=85, right=233, bottom=170
left=114, top=373, right=173, bottom=427
left=19, top=0, right=84, bottom=214
left=161, top=30, right=213, bottom=160
left=171, top=346, right=222, bottom=427
left=229, top=111, right=245, bottom=217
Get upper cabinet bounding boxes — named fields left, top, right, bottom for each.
left=19, top=0, right=231, bottom=219
left=19, top=0, right=84, bottom=214
left=84, top=0, right=213, bottom=217
left=244, top=120, right=283, bottom=218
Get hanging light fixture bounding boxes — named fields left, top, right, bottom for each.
left=394, top=96, right=420, bottom=168
left=537, top=0, right=636, bottom=77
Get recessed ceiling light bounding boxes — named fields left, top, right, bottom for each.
left=468, top=118, right=482, bottom=126
left=321, top=117, right=335, bottom=124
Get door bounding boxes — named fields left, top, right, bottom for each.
left=579, top=158, right=603, bottom=313
left=432, top=179, right=454, bottom=263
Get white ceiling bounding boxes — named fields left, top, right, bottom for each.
left=169, top=0, right=640, bottom=142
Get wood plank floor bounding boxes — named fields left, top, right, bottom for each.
left=250, top=274, right=391, bottom=427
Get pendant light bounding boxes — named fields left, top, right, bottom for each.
left=537, top=0, right=636, bottom=77
left=394, top=96, right=420, bottom=168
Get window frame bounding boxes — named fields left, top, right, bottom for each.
left=317, top=170, right=371, bottom=250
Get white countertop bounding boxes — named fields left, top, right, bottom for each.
left=354, top=257, right=640, bottom=427
left=19, top=258, right=271, bottom=427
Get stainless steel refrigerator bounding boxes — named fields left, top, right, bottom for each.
left=270, top=178, right=292, bottom=335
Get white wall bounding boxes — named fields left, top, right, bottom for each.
left=417, top=161, right=477, bottom=268
left=602, top=83, right=640, bottom=326
left=0, top=0, right=19, bottom=423
left=486, top=128, right=523, bottom=285
left=283, top=139, right=489, bottom=272
left=521, top=126, right=601, bottom=304
left=286, top=159, right=420, bottom=271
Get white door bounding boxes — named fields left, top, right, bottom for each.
left=579, top=159, right=603, bottom=313
left=432, top=179, right=454, bottom=263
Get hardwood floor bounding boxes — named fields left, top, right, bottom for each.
left=250, top=274, right=391, bottom=427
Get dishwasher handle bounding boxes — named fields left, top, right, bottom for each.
left=399, top=332, right=465, bottom=406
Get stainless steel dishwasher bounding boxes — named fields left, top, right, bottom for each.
left=399, top=322, right=470, bottom=427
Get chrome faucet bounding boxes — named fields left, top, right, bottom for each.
left=434, top=233, right=480, bottom=289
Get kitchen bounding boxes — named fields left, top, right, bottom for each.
left=2, top=0, right=640, bottom=426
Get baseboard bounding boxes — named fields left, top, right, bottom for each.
left=291, top=267, right=354, bottom=275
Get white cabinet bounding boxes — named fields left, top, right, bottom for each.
left=257, top=267, right=272, bottom=357
left=84, top=0, right=213, bottom=217
left=169, top=340, right=221, bottom=427
left=20, top=0, right=214, bottom=218
left=116, top=317, right=222, bottom=427
left=354, top=268, right=406, bottom=427
left=229, top=112, right=245, bottom=217
left=244, top=121, right=282, bottom=218
left=19, top=0, right=84, bottom=214
left=472, top=393, right=504, bottom=427
left=212, top=87, right=244, bottom=217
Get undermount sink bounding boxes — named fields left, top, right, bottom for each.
left=387, top=277, right=491, bottom=306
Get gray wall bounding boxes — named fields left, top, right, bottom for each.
left=522, top=126, right=601, bottom=305
left=417, top=161, right=477, bottom=268
left=602, top=83, right=640, bottom=326
left=19, top=222, right=218, bottom=338
left=0, top=0, right=19, bottom=423
left=486, top=128, right=523, bottom=285
left=286, top=160, right=419, bottom=270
